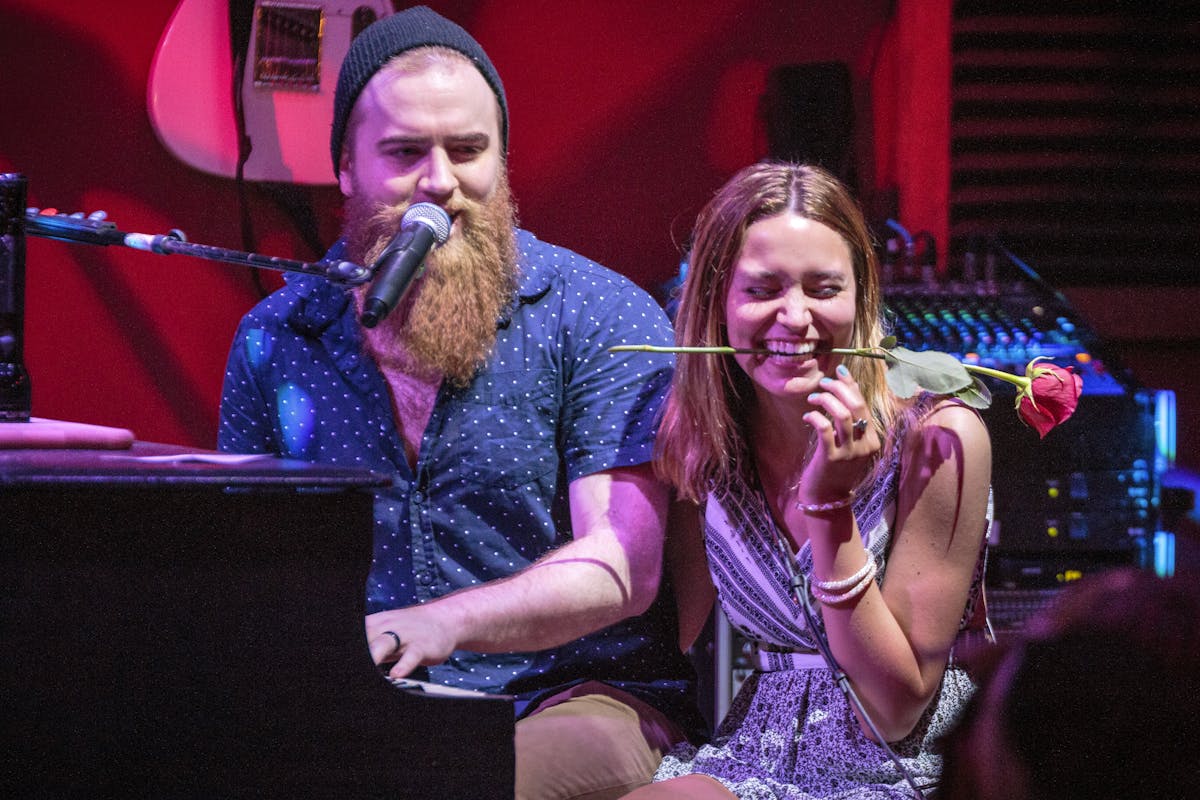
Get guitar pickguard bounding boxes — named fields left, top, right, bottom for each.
left=147, top=0, right=393, bottom=185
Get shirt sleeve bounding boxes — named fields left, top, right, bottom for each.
left=558, top=278, right=674, bottom=482
left=217, top=320, right=278, bottom=455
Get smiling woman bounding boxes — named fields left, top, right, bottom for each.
left=656, top=163, right=900, bottom=506
left=722, top=212, right=857, bottom=404
left=629, top=161, right=993, bottom=800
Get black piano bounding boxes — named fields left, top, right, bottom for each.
left=0, top=442, right=515, bottom=799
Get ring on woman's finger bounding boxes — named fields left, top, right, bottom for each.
left=852, top=418, right=869, bottom=435
left=382, top=630, right=402, bottom=651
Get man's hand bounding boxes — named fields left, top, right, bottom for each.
left=366, top=605, right=459, bottom=678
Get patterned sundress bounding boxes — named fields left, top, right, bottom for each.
left=654, top=407, right=990, bottom=799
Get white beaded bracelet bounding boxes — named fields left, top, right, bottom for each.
left=810, top=560, right=878, bottom=605
left=812, top=558, right=875, bottom=593
left=795, top=490, right=855, bottom=513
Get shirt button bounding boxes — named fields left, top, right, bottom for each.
left=416, top=571, right=433, bottom=585
left=412, top=491, right=425, bottom=504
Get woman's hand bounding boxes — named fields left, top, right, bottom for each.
left=796, top=364, right=881, bottom=504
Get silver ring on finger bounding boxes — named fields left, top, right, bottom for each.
left=852, top=418, right=869, bottom=436
left=382, top=630, right=402, bottom=652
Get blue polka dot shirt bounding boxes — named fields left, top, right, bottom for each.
left=219, top=229, right=700, bottom=727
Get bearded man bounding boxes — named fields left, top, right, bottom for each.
left=218, top=6, right=702, bottom=798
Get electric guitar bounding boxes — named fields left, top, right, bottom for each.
left=148, top=1, right=394, bottom=185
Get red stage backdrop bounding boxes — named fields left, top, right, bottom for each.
left=1, top=0, right=916, bottom=448
left=14, top=0, right=1193, bottom=486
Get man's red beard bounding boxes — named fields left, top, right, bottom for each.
left=343, top=174, right=519, bottom=387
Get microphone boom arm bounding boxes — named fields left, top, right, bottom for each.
left=23, top=208, right=372, bottom=285
left=3, top=171, right=377, bottom=425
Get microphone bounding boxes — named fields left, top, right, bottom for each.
left=359, top=202, right=452, bottom=328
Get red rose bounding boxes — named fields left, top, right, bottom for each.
left=1015, top=362, right=1082, bottom=438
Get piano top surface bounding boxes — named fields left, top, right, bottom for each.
left=0, top=440, right=392, bottom=489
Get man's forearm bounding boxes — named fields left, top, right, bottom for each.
left=447, top=527, right=657, bottom=653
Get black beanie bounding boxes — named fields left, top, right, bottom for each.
left=330, top=5, right=508, bottom=176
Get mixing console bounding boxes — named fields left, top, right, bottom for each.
left=884, top=280, right=1128, bottom=397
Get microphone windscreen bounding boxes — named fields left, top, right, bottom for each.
left=403, top=202, right=451, bottom=245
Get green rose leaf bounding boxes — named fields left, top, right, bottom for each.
left=883, top=346, right=974, bottom=398
left=953, top=375, right=993, bottom=410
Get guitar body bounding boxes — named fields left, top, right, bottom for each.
left=148, top=0, right=393, bottom=185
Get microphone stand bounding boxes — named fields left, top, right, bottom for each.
left=1, top=175, right=31, bottom=421
left=22, top=208, right=371, bottom=284
left=0, top=172, right=373, bottom=423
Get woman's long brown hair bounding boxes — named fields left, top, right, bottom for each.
left=655, top=162, right=904, bottom=502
